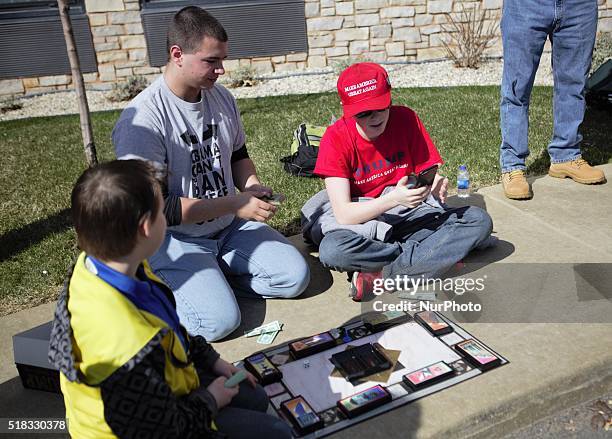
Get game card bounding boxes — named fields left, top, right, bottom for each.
left=281, top=396, right=323, bottom=434
left=337, top=385, right=391, bottom=418
left=415, top=311, right=453, bottom=336
left=245, top=353, right=283, bottom=385
left=455, top=339, right=501, bottom=370
left=403, top=361, right=454, bottom=390
left=290, top=332, right=336, bottom=359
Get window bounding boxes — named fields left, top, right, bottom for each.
left=141, top=0, right=308, bottom=66
left=0, top=0, right=96, bottom=79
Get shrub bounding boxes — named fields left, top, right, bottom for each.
left=442, top=5, right=499, bottom=69
left=591, top=33, right=612, bottom=73
left=0, top=96, right=23, bottom=114
left=331, top=56, right=372, bottom=74
left=228, top=66, right=258, bottom=88
left=108, top=75, right=149, bottom=102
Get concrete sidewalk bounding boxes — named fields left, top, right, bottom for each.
left=1, top=164, right=611, bottom=438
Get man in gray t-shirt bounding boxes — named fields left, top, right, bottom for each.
left=112, top=7, right=309, bottom=343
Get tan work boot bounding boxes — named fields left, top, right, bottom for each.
left=501, top=170, right=532, bottom=199
left=549, top=158, right=606, bottom=184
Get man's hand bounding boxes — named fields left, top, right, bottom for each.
left=244, top=183, right=272, bottom=198
left=207, top=376, right=239, bottom=409
left=232, top=191, right=277, bottom=222
left=212, top=358, right=258, bottom=388
left=391, top=176, right=431, bottom=208
left=430, top=173, right=449, bottom=204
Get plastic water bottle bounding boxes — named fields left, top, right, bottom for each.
left=457, top=165, right=470, bottom=198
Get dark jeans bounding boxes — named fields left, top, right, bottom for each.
left=199, top=373, right=292, bottom=438
left=318, top=204, right=493, bottom=280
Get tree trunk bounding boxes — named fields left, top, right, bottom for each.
left=57, top=0, right=98, bottom=167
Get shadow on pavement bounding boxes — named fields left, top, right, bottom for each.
left=0, top=376, right=67, bottom=439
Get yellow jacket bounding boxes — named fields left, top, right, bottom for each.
left=48, top=253, right=223, bottom=438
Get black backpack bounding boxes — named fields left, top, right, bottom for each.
left=586, top=59, right=612, bottom=109
left=280, top=123, right=326, bottom=177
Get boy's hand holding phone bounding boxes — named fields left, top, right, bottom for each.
left=392, top=176, right=431, bottom=208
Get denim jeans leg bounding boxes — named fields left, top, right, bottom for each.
left=148, top=233, right=241, bottom=342
left=499, top=0, right=553, bottom=172
left=383, top=205, right=493, bottom=280
left=218, top=218, right=310, bottom=299
left=547, top=0, right=597, bottom=164
left=318, top=229, right=402, bottom=273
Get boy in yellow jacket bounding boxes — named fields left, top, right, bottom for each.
left=49, top=160, right=290, bottom=438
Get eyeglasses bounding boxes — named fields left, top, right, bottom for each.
left=354, top=107, right=390, bottom=119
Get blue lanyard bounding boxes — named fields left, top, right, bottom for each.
left=86, top=256, right=188, bottom=351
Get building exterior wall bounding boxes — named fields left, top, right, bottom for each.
left=1, top=0, right=611, bottom=97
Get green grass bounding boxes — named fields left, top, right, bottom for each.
left=1, top=85, right=610, bottom=315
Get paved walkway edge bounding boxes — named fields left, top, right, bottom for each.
left=447, top=355, right=612, bottom=438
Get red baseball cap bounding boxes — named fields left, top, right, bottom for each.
left=337, top=62, right=392, bottom=118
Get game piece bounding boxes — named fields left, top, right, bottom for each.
left=224, top=369, right=247, bottom=388
left=329, top=328, right=343, bottom=340
left=330, top=343, right=392, bottom=382
left=449, top=359, right=473, bottom=374
left=244, top=320, right=282, bottom=337
left=244, top=353, right=283, bottom=385
left=303, top=360, right=310, bottom=369
left=281, top=396, right=323, bottom=435
left=347, top=326, right=371, bottom=340
left=454, top=339, right=501, bottom=370
left=414, top=311, right=453, bottom=336
left=363, top=310, right=410, bottom=332
left=386, top=383, right=409, bottom=399
left=337, top=385, right=392, bottom=419
left=320, top=408, right=342, bottom=425
left=289, top=332, right=336, bottom=359
left=402, top=361, right=455, bottom=390
left=263, top=382, right=286, bottom=397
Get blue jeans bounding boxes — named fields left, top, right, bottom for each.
left=499, top=0, right=597, bottom=172
left=318, top=203, right=492, bottom=279
left=149, top=218, right=310, bottom=341
left=198, top=372, right=292, bottom=438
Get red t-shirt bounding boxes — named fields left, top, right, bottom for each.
left=314, top=106, right=443, bottom=198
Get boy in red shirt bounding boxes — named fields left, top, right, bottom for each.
left=311, top=62, right=494, bottom=300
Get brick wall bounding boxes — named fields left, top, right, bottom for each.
left=1, top=0, right=611, bottom=97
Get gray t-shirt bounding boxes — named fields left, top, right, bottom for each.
left=112, top=76, right=246, bottom=237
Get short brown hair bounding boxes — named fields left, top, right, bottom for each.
left=71, top=160, right=163, bottom=261
left=167, top=6, right=228, bottom=54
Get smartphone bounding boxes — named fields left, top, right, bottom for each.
left=416, top=164, right=439, bottom=188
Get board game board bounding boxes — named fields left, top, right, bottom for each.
left=238, top=310, right=508, bottom=438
